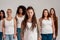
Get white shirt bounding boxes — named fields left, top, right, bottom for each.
left=0, top=20, right=3, bottom=32
left=4, top=18, right=14, bottom=34
left=17, top=15, right=24, bottom=28
left=24, top=22, right=37, bottom=40
left=41, top=18, right=53, bottom=34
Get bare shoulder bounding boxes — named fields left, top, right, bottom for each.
left=3, top=18, right=6, bottom=21
left=39, top=17, right=42, bottom=21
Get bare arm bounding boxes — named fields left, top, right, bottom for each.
left=15, top=15, right=17, bottom=25
left=2, top=19, right=5, bottom=37
left=14, top=18, right=17, bottom=35
left=37, top=19, right=40, bottom=38
left=39, top=18, right=42, bottom=35
left=37, top=18, right=42, bottom=40
left=21, top=22, right=24, bottom=40
left=13, top=18, right=17, bottom=38
left=21, top=22, right=24, bottom=37
left=52, top=19, right=55, bottom=38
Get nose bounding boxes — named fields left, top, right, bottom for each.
left=29, top=13, right=31, bottom=16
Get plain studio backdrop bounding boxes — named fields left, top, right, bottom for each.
left=0, top=0, right=60, bottom=40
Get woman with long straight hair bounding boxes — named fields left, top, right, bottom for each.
left=15, top=5, right=26, bottom=40
left=50, top=8, right=58, bottom=40
left=39, top=9, right=55, bottom=40
left=21, top=6, right=39, bottom=40
left=2, top=9, right=16, bottom=40
left=0, top=10, right=6, bottom=40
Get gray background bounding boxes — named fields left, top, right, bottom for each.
left=0, top=0, right=60, bottom=40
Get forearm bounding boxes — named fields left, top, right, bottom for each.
left=2, top=27, right=5, bottom=35
left=14, top=27, right=17, bottom=35
left=14, top=19, right=17, bottom=35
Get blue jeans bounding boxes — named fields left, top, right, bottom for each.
left=41, top=34, right=53, bottom=40
left=17, top=28, right=21, bottom=40
left=5, top=34, right=14, bottom=40
left=0, top=32, right=3, bottom=40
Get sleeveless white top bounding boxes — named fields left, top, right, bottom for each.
left=4, top=18, right=14, bottom=34
left=41, top=18, right=53, bottom=34
left=17, top=15, right=24, bottom=28
left=0, top=20, right=3, bottom=32
left=24, top=22, right=37, bottom=40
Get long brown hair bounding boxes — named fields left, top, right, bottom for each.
left=50, top=8, right=57, bottom=21
left=50, top=8, right=58, bottom=37
left=42, top=9, right=50, bottom=19
left=39, top=9, right=50, bottom=26
left=21, top=6, right=37, bottom=31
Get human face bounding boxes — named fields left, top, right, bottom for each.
left=7, top=9, right=12, bottom=16
left=27, top=9, right=34, bottom=19
left=51, top=9, right=54, bottom=15
left=19, top=8, right=23, bottom=14
left=0, top=12, right=4, bottom=18
left=44, top=10, right=48, bottom=17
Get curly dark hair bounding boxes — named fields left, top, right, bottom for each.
left=16, top=5, right=26, bottom=15
left=0, top=10, right=6, bottom=20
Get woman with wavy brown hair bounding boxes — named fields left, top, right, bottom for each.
left=21, top=6, right=39, bottom=40
left=50, top=8, right=58, bottom=40
left=39, top=9, right=55, bottom=40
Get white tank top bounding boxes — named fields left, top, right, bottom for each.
left=41, top=18, right=53, bottom=34
left=0, top=20, right=3, bottom=32
left=24, top=22, right=37, bottom=40
left=4, top=18, right=14, bottom=34
left=17, top=15, right=24, bottom=28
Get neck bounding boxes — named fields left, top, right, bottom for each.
left=28, top=17, right=32, bottom=22
left=7, top=15, right=12, bottom=18
left=19, top=13, right=22, bottom=15
left=51, top=15, right=54, bottom=18
left=44, top=17, right=48, bottom=19
left=18, top=13, right=23, bottom=17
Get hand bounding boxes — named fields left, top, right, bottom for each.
left=38, top=37, right=41, bottom=40
left=38, top=35, right=42, bottom=40
left=3, top=34, right=6, bottom=39
left=13, top=34, right=17, bottom=39
left=53, top=33, right=55, bottom=38
left=22, top=37, right=24, bottom=40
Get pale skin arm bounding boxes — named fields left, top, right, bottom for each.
left=14, top=15, right=18, bottom=35
left=15, top=15, right=17, bottom=26
left=14, top=18, right=17, bottom=38
left=52, top=19, right=55, bottom=38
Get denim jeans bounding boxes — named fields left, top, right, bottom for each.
left=17, top=28, right=21, bottom=40
left=41, top=34, right=53, bottom=40
left=0, top=32, right=3, bottom=40
left=5, top=34, right=14, bottom=40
